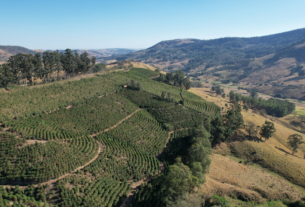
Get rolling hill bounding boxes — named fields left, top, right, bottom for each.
left=104, top=28, right=305, bottom=73
left=0, top=45, right=36, bottom=61
left=0, top=46, right=137, bottom=62
left=1, top=66, right=304, bottom=206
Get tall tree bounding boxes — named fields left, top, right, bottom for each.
left=259, top=121, right=276, bottom=141
left=80, top=51, right=91, bottom=73
left=33, top=53, right=43, bottom=80
left=224, top=104, right=244, bottom=139
left=91, top=56, right=96, bottom=66
left=21, top=55, right=35, bottom=85
left=287, top=134, right=304, bottom=155
left=61, top=49, right=77, bottom=75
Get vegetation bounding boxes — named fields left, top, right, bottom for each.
left=0, top=132, right=98, bottom=183
left=287, top=134, right=305, bottom=155
left=229, top=90, right=295, bottom=117
left=0, top=72, right=127, bottom=121
left=0, top=49, right=96, bottom=88
left=106, top=110, right=169, bottom=155
left=108, top=28, right=305, bottom=72
left=259, top=121, right=276, bottom=141
left=5, top=94, right=138, bottom=138
left=156, top=70, right=191, bottom=90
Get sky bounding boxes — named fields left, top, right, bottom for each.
left=1, top=0, right=305, bottom=50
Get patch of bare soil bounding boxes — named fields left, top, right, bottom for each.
left=21, top=140, right=48, bottom=148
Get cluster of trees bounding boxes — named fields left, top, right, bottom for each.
left=246, top=121, right=305, bottom=156
left=210, top=104, right=244, bottom=145
left=211, top=85, right=224, bottom=96
left=229, top=91, right=295, bottom=117
left=126, top=78, right=143, bottom=91
left=133, top=124, right=212, bottom=206
left=157, top=70, right=191, bottom=90
left=0, top=49, right=97, bottom=88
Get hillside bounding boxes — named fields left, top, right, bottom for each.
left=1, top=67, right=305, bottom=206
left=0, top=45, right=36, bottom=61
left=104, top=28, right=305, bottom=72
left=0, top=46, right=137, bottom=62
left=195, top=38, right=305, bottom=99
left=54, top=48, right=138, bottom=60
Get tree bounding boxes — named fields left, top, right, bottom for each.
left=222, top=93, right=226, bottom=98
left=210, top=116, right=226, bottom=146
left=167, top=92, right=173, bottom=102
left=250, top=90, right=258, bottom=98
left=223, top=104, right=244, bottom=139
left=33, top=53, right=43, bottom=80
left=61, top=49, right=77, bottom=75
left=259, top=121, right=276, bottom=141
left=91, top=56, right=96, bottom=66
left=163, top=160, right=194, bottom=203
left=229, top=91, right=236, bottom=102
left=131, top=79, right=136, bottom=88
left=137, top=82, right=143, bottom=91
left=243, top=104, right=249, bottom=111
left=287, top=134, right=304, bottom=155
left=245, top=122, right=257, bottom=138
left=80, top=51, right=91, bottom=73
left=161, top=91, right=166, bottom=100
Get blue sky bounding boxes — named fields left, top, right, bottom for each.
left=1, top=0, right=305, bottom=50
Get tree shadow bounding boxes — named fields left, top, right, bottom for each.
left=228, top=130, right=263, bottom=143
left=275, top=146, right=291, bottom=155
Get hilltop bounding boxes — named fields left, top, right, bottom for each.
left=0, top=45, right=36, bottom=61
left=104, top=28, right=305, bottom=72
left=0, top=46, right=137, bottom=62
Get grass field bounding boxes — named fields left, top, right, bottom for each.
left=190, top=87, right=305, bottom=202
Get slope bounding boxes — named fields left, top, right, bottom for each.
left=105, top=28, right=305, bottom=72
left=0, top=45, right=36, bottom=61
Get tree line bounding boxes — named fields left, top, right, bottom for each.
left=0, top=49, right=99, bottom=88
left=229, top=90, right=295, bottom=117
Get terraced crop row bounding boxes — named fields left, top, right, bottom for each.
left=0, top=72, right=127, bottom=121
left=56, top=175, right=131, bottom=207
left=84, top=134, right=160, bottom=182
left=0, top=133, right=98, bottom=183
left=4, top=94, right=138, bottom=139
left=106, top=110, right=169, bottom=155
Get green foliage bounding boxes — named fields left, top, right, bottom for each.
left=0, top=133, right=98, bottom=182
left=56, top=175, right=131, bottom=207
left=209, top=195, right=230, bottom=207
left=127, top=68, right=159, bottom=79
left=106, top=110, right=169, bottom=155
left=230, top=91, right=295, bottom=117
left=147, top=105, right=207, bottom=130
left=223, top=104, right=245, bottom=139
left=6, top=94, right=138, bottom=138
left=0, top=72, right=126, bottom=121
left=259, top=121, right=276, bottom=141
left=84, top=134, right=160, bottom=181
left=0, top=185, right=51, bottom=207
left=287, top=134, right=305, bottom=155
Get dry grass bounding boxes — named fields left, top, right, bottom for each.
left=190, top=87, right=305, bottom=193
left=201, top=154, right=304, bottom=202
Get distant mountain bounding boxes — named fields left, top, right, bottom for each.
left=0, top=46, right=36, bottom=62
left=49, top=48, right=138, bottom=61
left=108, top=28, right=305, bottom=72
